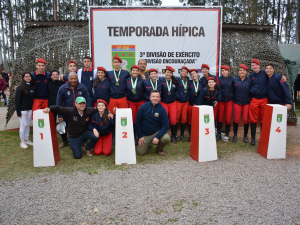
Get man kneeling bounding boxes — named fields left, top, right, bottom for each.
left=135, top=90, right=170, bottom=156
left=43, top=96, right=98, bottom=159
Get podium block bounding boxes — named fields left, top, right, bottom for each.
left=190, top=106, right=218, bottom=162
left=258, top=104, right=287, bottom=159
left=33, top=109, right=60, bottom=167
left=115, top=108, right=136, bottom=165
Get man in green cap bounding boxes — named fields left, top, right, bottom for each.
left=43, top=96, right=99, bottom=158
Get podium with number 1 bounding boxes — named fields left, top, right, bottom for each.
left=33, top=109, right=60, bottom=167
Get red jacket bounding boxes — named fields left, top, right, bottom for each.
left=0, top=78, right=6, bottom=91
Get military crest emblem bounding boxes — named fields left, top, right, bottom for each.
left=154, top=113, right=159, bottom=117
left=204, top=114, right=210, bottom=124
left=112, top=45, right=136, bottom=71
left=121, top=117, right=127, bottom=127
left=38, top=119, right=44, bottom=128
left=277, top=114, right=282, bottom=123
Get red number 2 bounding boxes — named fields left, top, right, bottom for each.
left=40, top=133, right=43, bottom=140
left=122, top=132, right=127, bottom=138
left=205, top=128, right=209, bottom=135
left=276, top=127, right=281, bottom=133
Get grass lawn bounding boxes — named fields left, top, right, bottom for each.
left=0, top=129, right=264, bottom=181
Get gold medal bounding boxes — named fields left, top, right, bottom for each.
left=168, top=91, right=171, bottom=95
left=195, top=92, right=198, bottom=96
left=116, top=81, right=119, bottom=86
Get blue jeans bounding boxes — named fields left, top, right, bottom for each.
left=69, top=130, right=98, bottom=159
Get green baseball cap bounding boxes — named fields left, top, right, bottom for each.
left=75, top=96, right=86, bottom=104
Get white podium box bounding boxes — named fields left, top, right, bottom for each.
left=115, top=108, right=136, bottom=165
left=258, top=104, right=287, bottom=159
left=190, top=106, right=218, bottom=162
left=33, top=109, right=60, bottom=167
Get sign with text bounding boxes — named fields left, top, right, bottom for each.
left=90, top=7, right=222, bottom=77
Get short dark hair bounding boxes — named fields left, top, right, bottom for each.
left=265, top=63, right=275, bottom=69
left=150, top=90, right=160, bottom=96
left=1, top=69, right=4, bottom=71
left=50, top=69, right=60, bottom=76
left=138, top=59, right=147, bottom=65
left=83, top=56, right=92, bottom=61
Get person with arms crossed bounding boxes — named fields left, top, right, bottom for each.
left=135, top=90, right=170, bottom=156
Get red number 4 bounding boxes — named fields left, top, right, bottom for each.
left=205, top=128, right=209, bottom=135
left=276, top=127, right=281, bottom=133
left=122, top=132, right=127, bottom=138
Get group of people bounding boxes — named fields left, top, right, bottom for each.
left=15, top=56, right=292, bottom=159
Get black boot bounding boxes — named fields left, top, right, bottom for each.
left=225, top=124, right=231, bottom=141
left=59, top=132, right=68, bottom=148
left=188, top=124, right=191, bottom=141
left=171, top=125, right=177, bottom=144
left=180, top=123, right=186, bottom=142
left=250, top=123, right=256, bottom=145
left=175, top=123, right=179, bottom=142
left=244, top=123, right=249, bottom=143
left=216, top=122, right=222, bottom=141
left=232, top=122, right=238, bottom=142
left=260, top=123, right=263, bottom=131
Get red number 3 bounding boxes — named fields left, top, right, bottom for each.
left=122, top=132, right=127, bottom=138
left=205, top=128, right=209, bottom=135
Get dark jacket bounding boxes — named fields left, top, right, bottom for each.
left=218, top=75, right=234, bottom=102
left=0, top=78, right=6, bottom=91
left=31, top=71, right=51, bottom=99
left=93, top=78, right=110, bottom=104
left=268, top=73, right=291, bottom=105
left=49, top=106, right=97, bottom=139
left=139, top=71, right=150, bottom=79
left=107, top=70, right=130, bottom=99
left=48, top=79, right=64, bottom=106
left=87, top=112, right=115, bottom=137
left=56, top=82, right=92, bottom=108
left=233, top=77, right=252, bottom=105
left=15, top=84, right=35, bottom=117
left=159, top=77, right=177, bottom=104
left=143, top=79, right=162, bottom=102
left=188, top=79, right=203, bottom=106
left=1, top=73, right=9, bottom=87
left=126, top=76, right=145, bottom=102
left=249, top=70, right=269, bottom=99
left=176, top=76, right=189, bottom=103
left=196, top=87, right=221, bottom=107
left=135, top=101, right=169, bottom=139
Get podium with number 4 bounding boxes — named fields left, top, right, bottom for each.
left=258, top=104, right=287, bottom=159
left=33, top=109, right=60, bottom=167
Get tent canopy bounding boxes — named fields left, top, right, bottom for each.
left=278, top=44, right=300, bottom=91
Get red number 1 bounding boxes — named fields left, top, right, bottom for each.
left=205, top=128, right=209, bottom=135
left=40, top=133, right=43, bottom=140
left=122, top=132, right=127, bottom=138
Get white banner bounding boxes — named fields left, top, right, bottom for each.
left=89, top=6, right=222, bottom=77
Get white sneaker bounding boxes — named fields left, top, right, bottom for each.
left=20, top=142, right=28, bottom=149
left=25, top=140, right=33, bottom=146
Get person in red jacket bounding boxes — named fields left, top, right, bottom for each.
left=0, top=73, right=7, bottom=106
